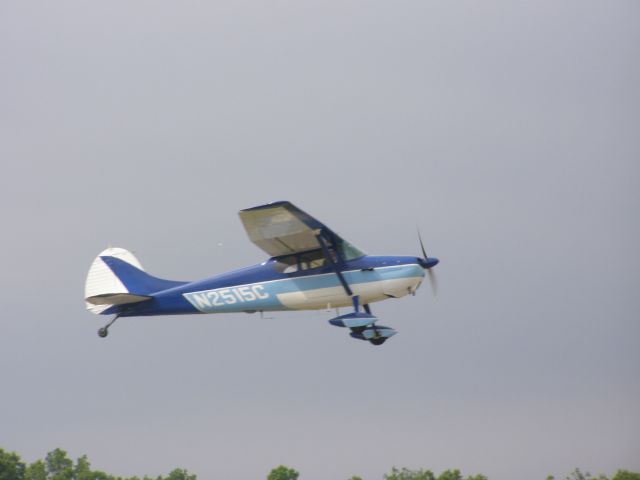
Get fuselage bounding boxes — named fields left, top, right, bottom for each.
left=117, top=255, right=425, bottom=317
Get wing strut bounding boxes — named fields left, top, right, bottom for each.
left=316, top=233, right=353, bottom=297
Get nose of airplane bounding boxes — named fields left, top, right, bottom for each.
left=419, top=257, right=439, bottom=269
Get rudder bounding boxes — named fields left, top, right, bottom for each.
left=84, top=247, right=185, bottom=314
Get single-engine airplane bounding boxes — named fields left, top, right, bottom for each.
left=85, top=201, right=439, bottom=345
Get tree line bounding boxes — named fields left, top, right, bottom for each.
left=0, top=448, right=194, bottom=480
left=1, top=448, right=638, bottom=480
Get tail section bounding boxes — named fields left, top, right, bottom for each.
left=84, top=247, right=186, bottom=314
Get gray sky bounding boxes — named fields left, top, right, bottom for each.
left=1, top=1, right=639, bottom=479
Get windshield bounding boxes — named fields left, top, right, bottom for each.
left=339, top=240, right=365, bottom=260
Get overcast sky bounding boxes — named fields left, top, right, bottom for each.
left=1, top=1, right=639, bottom=479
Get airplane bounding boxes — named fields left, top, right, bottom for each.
left=84, top=201, right=439, bottom=346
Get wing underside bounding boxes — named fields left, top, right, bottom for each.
left=238, top=201, right=364, bottom=260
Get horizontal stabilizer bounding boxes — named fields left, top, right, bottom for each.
left=86, top=293, right=152, bottom=306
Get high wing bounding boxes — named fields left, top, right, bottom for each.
left=239, top=201, right=365, bottom=261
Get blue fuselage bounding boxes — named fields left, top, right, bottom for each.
left=117, top=255, right=425, bottom=317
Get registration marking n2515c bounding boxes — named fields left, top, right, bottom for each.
left=185, top=285, right=270, bottom=310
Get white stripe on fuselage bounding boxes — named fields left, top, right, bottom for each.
left=277, top=275, right=424, bottom=310
left=182, top=264, right=424, bottom=312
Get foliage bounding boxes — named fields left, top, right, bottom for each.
left=267, top=465, right=299, bottom=480
left=549, top=469, right=640, bottom=480
left=383, top=468, right=490, bottom=480
left=0, top=449, right=26, bottom=480
left=5, top=447, right=640, bottom=480
left=0, top=449, right=197, bottom=480
left=384, top=467, right=436, bottom=480
left=437, top=470, right=463, bottom=480
left=612, top=472, right=640, bottom=480
left=45, top=449, right=73, bottom=480
left=24, top=460, right=46, bottom=480
left=566, top=468, right=592, bottom=480
left=564, top=469, right=613, bottom=480
left=164, top=469, right=196, bottom=480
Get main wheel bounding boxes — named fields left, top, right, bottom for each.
left=369, top=338, right=386, bottom=346
left=98, top=327, right=109, bottom=338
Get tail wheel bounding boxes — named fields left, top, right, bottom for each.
left=97, top=315, right=119, bottom=338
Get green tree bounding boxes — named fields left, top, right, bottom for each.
left=384, top=468, right=488, bottom=480
left=24, top=460, right=47, bottom=480
left=267, top=465, right=299, bottom=480
left=3, top=450, right=208, bottom=480
left=348, top=476, right=363, bottom=480
left=436, top=470, right=463, bottom=480
left=73, top=456, right=93, bottom=480
left=612, top=472, right=640, bottom=480
left=384, top=467, right=436, bottom=480
left=24, top=461, right=46, bottom=480
left=567, top=469, right=590, bottom=480
left=88, top=473, right=112, bottom=480
left=0, top=449, right=26, bottom=480
left=164, top=469, right=196, bottom=480
left=71, top=454, right=115, bottom=480
left=45, top=449, right=73, bottom=480
left=564, top=469, right=614, bottom=480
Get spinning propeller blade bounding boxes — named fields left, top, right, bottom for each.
left=427, top=268, right=438, bottom=296
left=417, top=229, right=439, bottom=296
left=418, top=229, right=429, bottom=259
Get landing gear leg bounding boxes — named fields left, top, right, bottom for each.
left=98, top=315, right=120, bottom=338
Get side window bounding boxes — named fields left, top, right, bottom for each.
left=275, top=247, right=344, bottom=274
left=274, top=255, right=298, bottom=273
left=283, top=263, right=298, bottom=273
left=308, top=257, right=325, bottom=269
left=300, top=250, right=327, bottom=270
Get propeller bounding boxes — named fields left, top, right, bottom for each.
left=417, top=229, right=439, bottom=296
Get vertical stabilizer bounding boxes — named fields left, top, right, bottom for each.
left=85, top=247, right=146, bottom=314
left=84, top=247, right=187, bottom=314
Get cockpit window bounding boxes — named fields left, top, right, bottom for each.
left=339, top=240, right=365, bottom=261
left=299, top=249, right=328, bottom=270
left=273, top=241, right=362, bottom=274
left=273, top=254, right=298, bottom=273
